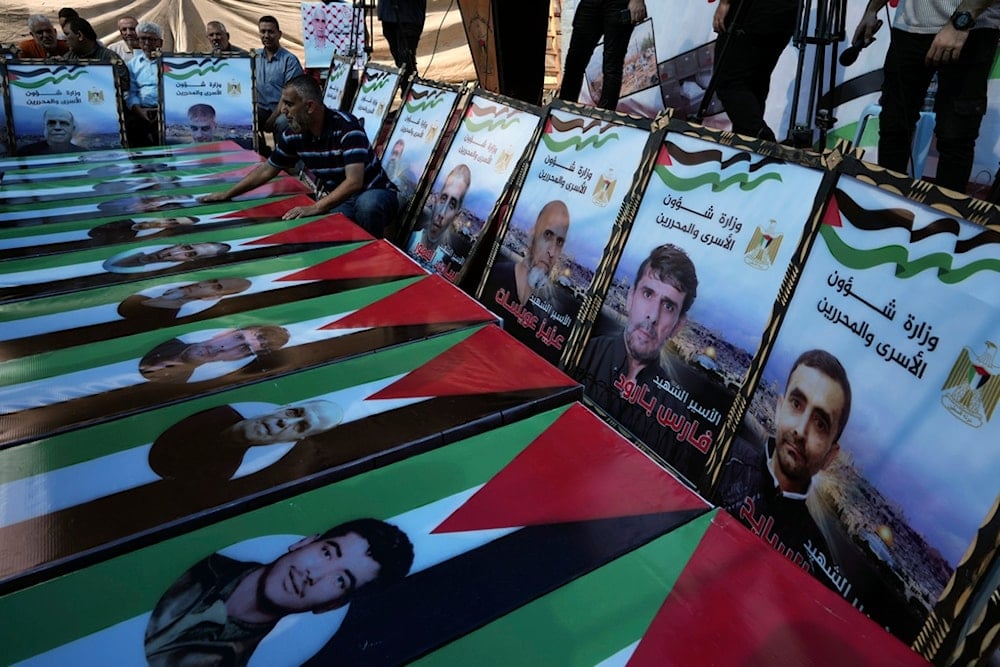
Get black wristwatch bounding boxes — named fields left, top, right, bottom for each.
left=951, top=10, right=974, bottom=30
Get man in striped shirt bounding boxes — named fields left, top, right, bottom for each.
left=202, top=75, right=399, bottom=236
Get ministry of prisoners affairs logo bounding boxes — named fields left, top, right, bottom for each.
left=941, top=341, right=999, bottom=428
left=744, top=219, right=783, bottom=270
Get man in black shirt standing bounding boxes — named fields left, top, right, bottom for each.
left=712, top=0, right=797, bottom=141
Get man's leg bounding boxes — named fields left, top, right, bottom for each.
left=878, top=29, right=934, bottom=177
left=715, top=31, right=772, bottom=138
left=383, top=22, right=404, bottom=69
left=398, top=21, right=423, bottom=76
left=597, top=0, right=635, bottom=110
left=559, top=0, right=604, bottom=104
left=932, top=27, right=999, bottom=193
left=331, top=189, right=400, bottom=237
left=747, top=32, right=792, bottom=141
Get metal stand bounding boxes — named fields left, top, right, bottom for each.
left=349, top=0, right=376, bottom=65
left=786, top=0, right=848, bottom=148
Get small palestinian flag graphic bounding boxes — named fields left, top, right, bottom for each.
left=942, top=341, right=1000, bottom=428
left=743, top=219, right=783, bottom=270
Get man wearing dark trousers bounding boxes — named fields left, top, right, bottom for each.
left=559, top=0, right=648, bottom=110
left=378, top=0, right=426, bottom=77
left=711, top=0, right=797, bottom=141
left=854, top=0, right=1000, bottom=192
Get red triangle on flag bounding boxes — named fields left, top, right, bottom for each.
left=279, top=240, right=424, bottom=282
left=244, top=215, right=373, bottom=245
left=433, top=404, right=707, bottom=532
left=234, top=176, right=310, bottom=199
left=627, top=511, right=927, bottom=666
left=322, top=275, right=495, bottom=329
left=218, top=195, right=315, bottom=220
left=369, top=325, right=576, bottom=400
left=657, top=144, right=673, bottom=167
left=823, top=193, right=843, bottom=227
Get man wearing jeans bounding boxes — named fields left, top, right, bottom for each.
left=854, top=0, right=1000, bottom=192
left=558, top=0, right=647, bottom=110
left=201, top=75, right=398, bottom=236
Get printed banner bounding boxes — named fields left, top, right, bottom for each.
left=0, top=173, right=308, bottom=229
left=403, top=91, right=542, bottom=283
left=0, top=213, right=364, bottom=305
left=322, top=56, right=354, bottom=111
left=382, top=80, right=463, bottom=215
left=572, top=127, right=827, bottom=484
left=0, top=274, right=498, bottom=447
left=6, top=62, right=123, bottom=154
left=0, top=327, right=578, bottom=591
left=301, top=2, right=366, bottom=69
left=0, top=194, right=314, bottom=262
left=0, top=240, right=424, bottom=361
left=0, top=161, right=261, bottom=207
left=161, top=55, right=255, bottom=149
left=1, top=403, right=701, bottom=666
left=422, top=510, right=927, bottom=666
left=478, top=103, right=652, bottom=364
left=0, top=139, right=253, bottom=175
left=350, top=64, right=404, bottom=149
left=712, top=174, right=1000, bottom=644
left=0, top=148, right=257, bottom=187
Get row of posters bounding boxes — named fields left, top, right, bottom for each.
left=0, top=92, right=997, bottom=664
left=0, top=56, right=256, bottom=156
left=386, top=90, right=999, bottom=656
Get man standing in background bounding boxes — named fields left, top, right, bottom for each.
left=377, top=0, right=426, bottom=77
left=126, top=21, right=165, bottom=147
left=16, top=15, right=69, bottom=58
left=559, top=0, right=647, bottom=110
left=254, top=15, right=304, bottom=155
left=853, top=0, right=1000, bottom=192
left=711, top=0, right=797, bottom=141
left=206, top=20, right=250, bottom=55
left=109, top=15, right=139, bottom=63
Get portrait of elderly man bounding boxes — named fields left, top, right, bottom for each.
left=187, top=103, right=218, bottom=143
left=138, top=325, right=290, bottom=384
left=117, top=277, right=252, bottom=322
left=484, top=199, right=571, bottom=310
left=145, top=518, right=413, bottom=666
left=18, top=107, right=87, bottom=156
left=88, top=215, right=201, bottom=244
left=148, top=399, right=344, bottom=482
left=103, top=242, right=231, bottom=274
left=407, top=163, right=471, bottom=264
left=715, top=348, right=851, bottom=579
left=16, top=15, right=69, bottom=58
